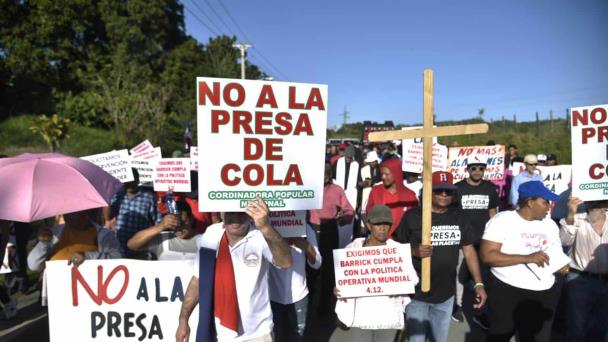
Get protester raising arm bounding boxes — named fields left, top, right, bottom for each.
left=127, top=214, right=179, bottom=251
left=245, top=198, right=293, bottom=268
left=176, top=276, right=199, bottom=342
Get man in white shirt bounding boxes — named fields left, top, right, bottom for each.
left=268, top=224, right=321, bottom=342
left=175, top=198, right=292, bottom=342
left=559, top=197, right=608, bottom=342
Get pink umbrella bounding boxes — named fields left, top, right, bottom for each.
left=0, top=153, right=122, bottom=222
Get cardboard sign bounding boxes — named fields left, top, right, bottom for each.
left=131, top=159, right=154, bottom=185
left=333, top=244, right=417, bottom=298
left=448, top=145, right=506, bottom=182
left=570, top=104, right=608, bottom=201
left=190, top=146, right=199, bottom=172
left=82, top=149, right=134, bottom=183
left=153, top=158, right=191, bottom=192
left=268, top=210, right=306, bottom=238
left=197, top=78, right=327, bottom=212
left=401, top=127, right=448, bottom=173
left=46, top=259, right=198, bottom=342
left=129, top=139, right=154, bottom=156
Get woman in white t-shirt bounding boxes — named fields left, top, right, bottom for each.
left=480, top=181, right=569, bottom=342
left=334, top=205, right=418, bottom=342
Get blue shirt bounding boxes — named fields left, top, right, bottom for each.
left=111, top=189, right=161, bottom=257
left=509, top=172, right=544, bottom=206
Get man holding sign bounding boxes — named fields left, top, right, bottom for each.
left=395, top=171, right=487, bottom=342
left=176, top=198, right=292, bottom=342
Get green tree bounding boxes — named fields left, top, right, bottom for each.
left=29, top=114, right=70, bottom=151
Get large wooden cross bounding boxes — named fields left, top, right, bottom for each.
left=368, top=69, right=488, bottom=292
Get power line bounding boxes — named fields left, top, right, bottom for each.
left=201, top=0, right=237, bottom=37
left=211, top=0, right=289, bottom=80
left=188, top=0, right=225, bottom=35
left=182, top=2, right=220, bottom=36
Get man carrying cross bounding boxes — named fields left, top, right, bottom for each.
left=395, top=171, right=487, bottom=342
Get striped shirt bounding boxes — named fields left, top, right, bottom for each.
left=559, top=212, right=608, bottom=274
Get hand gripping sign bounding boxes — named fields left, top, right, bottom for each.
left=196, top=78, right=327, bottom=212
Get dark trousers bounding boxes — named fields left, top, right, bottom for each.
left=309, top=220, right=338, bottom=317
left=486, top=273, right=560, bottom=342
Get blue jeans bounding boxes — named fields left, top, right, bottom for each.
left=405, top=296, right=454, bottom=342
left=564, top=272, right=608, bottom=342
left=270, top=296, right=308, bottom=342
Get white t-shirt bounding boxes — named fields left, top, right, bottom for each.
left=193, top=223, right=274, bottom=341
left=482, top=210, right=563, bottom=291
left=268, top=225, right=322, bottom=305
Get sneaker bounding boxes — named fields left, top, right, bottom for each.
left=451, top=305, right=464, bottom=322
left=2, top=299, right=17, bottom=319
left=472, top=313, right=489, bottom=331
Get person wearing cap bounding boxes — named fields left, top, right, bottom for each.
left=509, top=154, right=543, bottom=207
left=480, top=181, right=569, bottom=341
left=333, top=144, right=360, bottom=247
left=546, top=154, right=557, bottom=166
left=453, top=156, right=499, bottom=327
left=537, top=154, right=547, bottom=166
left=395, top=171, right=487, bottom=342
left=334, top=205, right=418, bottom=341
left=366, top=158, right=418, bottom=238
left=559, top=197, right=608, bottom=341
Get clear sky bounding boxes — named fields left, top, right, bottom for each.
left=183, top=0, right=608, bottom=127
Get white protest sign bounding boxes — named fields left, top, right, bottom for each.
left=81, top=149, right=134, bottom=183
left=131, top=159, right=154, bottom=185
left=129, top=139, right=153, bottom=156
left=570, top=104, right=608, bottom=201
left=333, top=244, right=417, bottom=298
left=511, top=163, right=571, bottom=195
left=153, top=158, right=191, bottom=192
left=197, top=77, right=327, bottom=212
left=132, top=146, right=162, bottom=161
left=190, top=146, right=199, bottom=171
left=539, top=165, right=572, bottom=195
left=46, top=259, right=198, bottom=342
left=401, top=126, right=447, bottom=173
left=448, top=145, right=506, bottom=182
left=268, top=210, right=306, bottom=237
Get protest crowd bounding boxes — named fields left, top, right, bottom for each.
left=0, top=132, right=606, bottom=342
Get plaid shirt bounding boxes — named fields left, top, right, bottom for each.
left=111, top=189, right=161, bottom=257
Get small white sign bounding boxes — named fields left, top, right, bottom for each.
left=190, top=146, right=199, bottom=172
left=448, top=145, right=506, bottom=182
left=131, top=159, right=155, bottom=185
left=81, top=149, right=133, bottom=183
left=268, top=210, right=306, bottom=238
left=153, top=158, right=191, bottom=192
left=129, top=139, right=153, bottom=156
left=333, top=244, right=417, bottom=298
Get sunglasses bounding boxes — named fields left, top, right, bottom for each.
left=526, top=163, right=538, bottom=166
left=468, top=166, right=485, bottom=171
left=432, top=189, right=454, bottom=196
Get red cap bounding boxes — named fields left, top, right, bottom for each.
left=432, top=171, right=457, bottom=190
left=338, top=143, right=347, bottom=150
